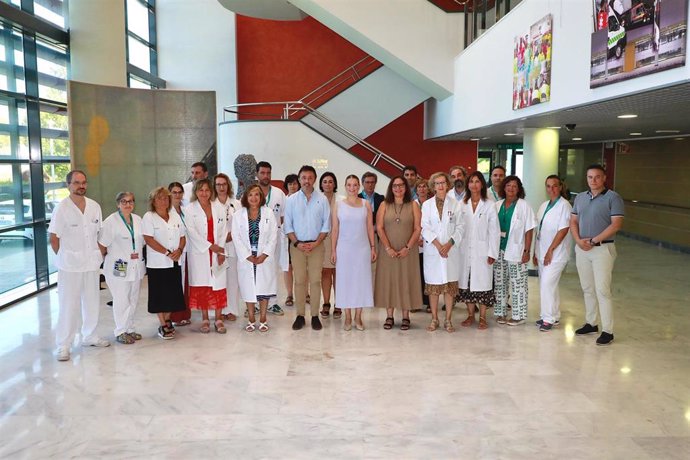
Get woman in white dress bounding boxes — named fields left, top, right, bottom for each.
left=214, top=173, right=242, bottom=322
left=533, top=175, right=572, bottom=331
left=232, top=184, right=278, bottom=332
left=98, top=192, right=145, bottom=344
left=330, top=175, right=376, bottom=331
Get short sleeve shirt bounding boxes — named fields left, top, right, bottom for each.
left=141, top=211, right=186, bottom=268
left=571, top=189, right=624, bottom=239
left=48, top=196, right=103, bottom=272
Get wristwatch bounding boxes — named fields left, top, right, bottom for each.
left=293, top=241, right=300, bottom=248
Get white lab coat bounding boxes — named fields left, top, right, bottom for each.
left=495, top=198, right=537, bottom=263
left=232, top=207, right=278, bottom=302
left=184, top=200, right=228, bottom=290
left=421, top=195, right=463, bottom=284
left=217, top=197, right=242, bottom=314
left=99, top=212, right=146, bottom=282
left=458, top=198, right=500, bottom=291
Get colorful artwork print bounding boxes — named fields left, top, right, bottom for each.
left=512, top=14, right=553, bottom=110
left=590, top=0, right=687, bottom=88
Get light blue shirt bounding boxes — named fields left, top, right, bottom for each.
left=360, top=190, right=375, bottom=209
left=284, top=189, right=331, bottom=241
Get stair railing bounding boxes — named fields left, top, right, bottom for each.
left=224, top=101, right=404, bottom=172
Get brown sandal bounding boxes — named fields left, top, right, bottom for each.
left=426, top=319, right=439, bottom=332
left=320, top=303, right=331, bottom=317
left=478, top=317, right=488, bottom=330
left=460, top=315, right=474, bottom=327
left=285, top=296, right=294, bottom=307
left=401, top=318, right=411, bottom=330
left=333, top=307, right=342, bottom=319
left=383, top=317, right=394, bottom=330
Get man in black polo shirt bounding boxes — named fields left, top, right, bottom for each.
left=570, top=164, right=625, bottom=346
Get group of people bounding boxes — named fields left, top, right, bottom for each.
left=49, top=161, right=623, bottom=361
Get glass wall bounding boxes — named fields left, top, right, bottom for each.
left=126, top=0, right=164, bottom=89
left=0, top=1, right=69, bottom=307
left=465, top=0, right=524, bottom=47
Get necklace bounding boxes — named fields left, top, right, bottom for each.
left=393, top=202, right=403, bottom=223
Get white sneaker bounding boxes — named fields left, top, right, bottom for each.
left=57, top=347, right=70, bottom=361
left=82, top=337, right=111, bottom=347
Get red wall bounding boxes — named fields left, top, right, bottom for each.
left=235, top=15, right=477, bottom=177
left=349, top=104, right=477, bottom=179
left=236, top=15, right=369, bottom=119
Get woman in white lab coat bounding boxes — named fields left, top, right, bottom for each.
left=494, top=175, right=536, bottom=326
left=457, top=171, right=501, bottom=330
left=533, top=175, right=572, bottom=331
left=184, top=178, right=228, bottom=334
left=421, top=172, right=463, bottom=333
left=214, top=173, right=242, bottom=322
left=168, top=181, right=191, bottom=327
left=99, top=191, right=145, bottom=344
left=232, top=184, right=278, bottom=332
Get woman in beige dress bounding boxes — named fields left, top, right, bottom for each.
left=374, top=176, right=422, bottom=330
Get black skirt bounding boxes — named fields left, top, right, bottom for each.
left=147, top=264, right=186, bottom=313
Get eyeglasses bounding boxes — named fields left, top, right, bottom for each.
left=119, top=199, right=135, bottom=205
left=215, top=183, right=228, bottom=188
left=392, top=183, right=406, bottom=189
left=171, top=190, right=184, bottom=195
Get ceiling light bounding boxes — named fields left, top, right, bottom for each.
left=504, top=133, right=517, bottom=136
left=482, top=136, right=491, bottom=140
left=630, top=132, right=642, bottom=136
left=656, top=129, right=680, bottom=133
left=572, top=137, right=582, bottom=141
left=546, top=126, right=561, bottom=129
left=675, top=137, right=685, bottom=141
left=470, top=138, right=480, bottom=141
left=617, top=114, right=638, bottom=119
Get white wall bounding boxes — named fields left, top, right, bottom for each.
left=302, top=66, right=429, bottom=148
left=157, top=0, right=237, bottom=125
left=289, top=0, right=463, bottom=100
left=69, top=0, right=127, bottom=87
left=427, top=0, right=690, bottom=138
left=218, top=121, right=389, bottom=194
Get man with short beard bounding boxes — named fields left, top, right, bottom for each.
left=49, top=170, right=109, bottom=361
left=449, top=165, right=468, bottom=202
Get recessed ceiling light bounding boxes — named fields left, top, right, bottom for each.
left=482, top=136, right=491, bottom=140
left=470, top=138, right=480, bottom=141
left=617, top=114, right=638, bottom=119
left=504, top=133, right=517, bottom=136
left=675, top=137, right=685, bottom=141
left=546, top=126, right=561, bottom=129
left=572, top=137, right=582, bottom=141
left=520, top=117, right=527, bottom=121
left=630, top=132, right=642, bottom=136
left=656, top=129, right=680, bottom=133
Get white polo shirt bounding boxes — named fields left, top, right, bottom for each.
left=141, top=211, right=186, bottom=269
left=48, top=196, right=103, bottom=272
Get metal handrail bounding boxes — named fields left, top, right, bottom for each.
left=285, top=56, right=380, bottom=118
left=223, top=101, right=404, bottom=172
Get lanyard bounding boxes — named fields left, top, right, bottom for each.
left=265, top=186, right=272, bottom=207
left=491, top=187, right=499, bottom=201
left=177, top=208, right=186, bottom=227
left=538, top=197, right=560, bottom=233
left=118, top=211, right=136, bottom=251
left=499, top=200, right=515, bottom=232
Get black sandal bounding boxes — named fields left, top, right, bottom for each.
left=333, top=307, right=342, bottom=319
left=320, top=303, right=331, bottom=317
left=383, top=317, right=394, bottom=330
left=400, top=318, right=411, bottom=331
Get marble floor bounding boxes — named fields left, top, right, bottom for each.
left=1, top=236, right=689, bottom=459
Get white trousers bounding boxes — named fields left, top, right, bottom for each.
left=225, top=256, right=241, bottom=315
left=105, top=275, right=141, bottom=337
left=537, top=260, right=567, bottom=324
left=56, top=270, right=101, bottom=348
left=575, top=244, right=617, bottom=333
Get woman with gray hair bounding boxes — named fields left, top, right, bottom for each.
left=98, top=192, right=146, bottom=344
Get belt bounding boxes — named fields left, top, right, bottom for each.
left=293, top=239, right=316, bottom=247
left=591, top=240, right=614, bottom=246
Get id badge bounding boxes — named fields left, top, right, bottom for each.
left=130, top=253, right=139, bottom=260
left=500, top=231, right=507, bottom=238
left=113, top=259, right=128, bottom=277
left=251, top=244, right=259, bottom=253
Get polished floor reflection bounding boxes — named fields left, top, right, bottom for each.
left=1, top=236, right=689, bottom=459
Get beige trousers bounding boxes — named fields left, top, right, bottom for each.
left=290, top=244, right=325, bottom=317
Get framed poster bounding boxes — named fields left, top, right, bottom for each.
left=512, top=14, right=552, bottom=110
